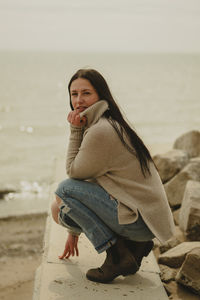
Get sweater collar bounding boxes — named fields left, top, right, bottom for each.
left=79, top=100, right=109, bottom=129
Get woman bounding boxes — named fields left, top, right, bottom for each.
left=51, top=69, right=175, bottom=283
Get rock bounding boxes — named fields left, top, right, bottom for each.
left=0, top=184, right=17, bottom=199
left=173, top=208, right=180, bottom=226
left=159, top=226, right=185, bottom=254
left=153, top=238, right=161, bottom=249
left=173, top=226, right=185, bottom=243
left=164, top=158, right=200, bottom=208
left=176, top=247, right=200, bottom=295
left=159, top=237, right=181, bottom=254
left=159, top=264, right=177, bottom=283
left=173, top=130, right=200, bottom=158
left=163, top=283, right=172, bottom=297
left=158, top=242, right=200, bottom=268
left=191, top=157, right=200, bottom=163
left=153, top=150, right=189, bottom=183
left=179, top=180, right=200, bottom=241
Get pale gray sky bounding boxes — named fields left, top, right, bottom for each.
left=0, top=0, right=200, bottom=52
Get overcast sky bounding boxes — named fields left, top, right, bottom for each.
left=0, top=0, right=200, bottom=52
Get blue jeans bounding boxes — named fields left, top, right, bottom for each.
left=55, top=178, right=154, bottom=254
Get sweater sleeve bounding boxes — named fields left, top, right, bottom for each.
left=66, top=123, right=112, bottom=180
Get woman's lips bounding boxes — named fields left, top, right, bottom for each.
left=76, top=107, right=88, bottom=112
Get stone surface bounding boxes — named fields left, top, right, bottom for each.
left=0, top=184, right=17, bottom=198
left=163, top=283, right=172, bottom=297
left=173, top=226, right=185, bottom=243
left=159, top=237, right=181, bottom=254
left=173, top=208, right=180, bottom=226
left=153, top=238, right=161, bottom=249
left=153, top=149, right=189, bottom=183
left=179, top=180, right=200, bottom=241
left=166, top=280, right=200, bottom=300
left=176, top=247, right=200, bottom=295
left=164, top=158, right=200, bottom=208
left=158, top=242, right=200, bottom=268
left=36, top=262, right=168, bottom=300
left=173, top=130, right=200, bottom=158
left=159, top=265, right=177, bottom=283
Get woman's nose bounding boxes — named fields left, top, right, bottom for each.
left=77, top=95, right=84, bottom=105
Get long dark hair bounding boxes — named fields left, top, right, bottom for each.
left=68, top=69, right=154, bottom=177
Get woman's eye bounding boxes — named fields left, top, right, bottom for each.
left=71, top=93, right=77, bottom=96
left=84, top=92, right=90, bottom=95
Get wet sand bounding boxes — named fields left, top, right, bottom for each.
left=0, top=214, right=46, bottom=300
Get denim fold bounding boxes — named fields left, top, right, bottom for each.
left=55, top=178, right=154, bottom=254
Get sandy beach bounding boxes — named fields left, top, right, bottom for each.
left=0, top=214, right=46, bottom=300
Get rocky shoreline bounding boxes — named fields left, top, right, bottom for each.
left=153, top=130, right=200, bottom=298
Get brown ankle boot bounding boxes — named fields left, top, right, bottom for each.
left=86, top=238, right=139, bottom=283
left=124, top=240, right=154, bottom=269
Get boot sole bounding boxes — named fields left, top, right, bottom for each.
left=86, top=271, right=135, bottom=284
left=86, top=266, right=138, bottom=284
left=86, top=273, right=114, bottom=284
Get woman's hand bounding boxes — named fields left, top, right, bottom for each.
left=67, top=110, right=87, bottom=127
left=59, top=233, right=79, bottom=259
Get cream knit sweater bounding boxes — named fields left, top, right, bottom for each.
left=66, top=100, right=175, bottom=243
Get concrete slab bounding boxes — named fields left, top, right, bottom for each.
left=33, top=266, right=42, bottom=300
left=37, top=263, right=167, bottom=300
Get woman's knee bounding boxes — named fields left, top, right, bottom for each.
left=55, top=194, right=63, bottom=206
left=55, top=178, right=77, bottom=199
left=51, top=200, right=60, bottom=224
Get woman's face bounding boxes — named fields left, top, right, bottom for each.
left=70, top=78, right=99, bottom=112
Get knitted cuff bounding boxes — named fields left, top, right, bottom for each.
left=70, top=125, right=84, bottom=139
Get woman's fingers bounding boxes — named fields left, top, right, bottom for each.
left=69, top=236, right=79, bottom=256
left=75, top=244, right=79, bottom=256
left=74, top=236, right=79, bottom=256
left=59, top=248, right=69, bottom=259
left=67, top=111, right=87, bottom=127
left=58, top=239, right=71, bottom=259
left=59, top=235, right=79, bottom=259
left=65, top=251, right=71, bottom=259
left=70, top=242, right=75, bottom=256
